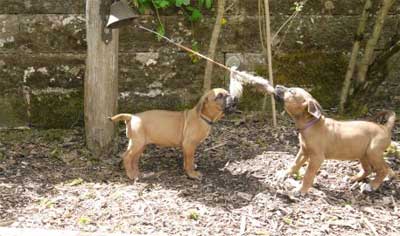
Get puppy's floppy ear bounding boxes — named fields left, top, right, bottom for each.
left=307, top=99, right=322, bottom=119
left=196, top=93, right=208, bottom=114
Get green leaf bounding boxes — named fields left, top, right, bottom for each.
left=190, top=8, right=202, bottom=22
left=188, top=210, right=200, bottom=220
left=205, top=0, right=213, bottom=9
left=156, top=23, right=165, bottom=41
left=188, top=40, right=200, bottom=63
left=282, top=217, right=293, bottom=225
left=39, top=198, right=54, bottom=208
left=176, top=0, right=190, bottom=7
left=67, top=177, right=84, bottom=186
left=155, top=0, right=170, bottom=8
left=198, top=0, right=205, bottom=7
left=220, top=17, right=227, bottom=26
left=137, top=1, right=151, bottom=14
left=78, top=216, right=91, bottom=225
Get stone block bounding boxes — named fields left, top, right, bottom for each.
left=241, top=0, right=400, bottom=16
left=30, top=88, right=83, bottom=128
left=0, top=0, right=85, bottom=14
left=0, top=14, right=86, bottom=53
left=0, top=90, right=28, bottom=127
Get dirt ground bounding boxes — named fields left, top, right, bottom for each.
left=0, top=113, right=399, bottom=236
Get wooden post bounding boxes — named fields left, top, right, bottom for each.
left=85, top=0, right=119, bottom=156
left=203, top=0, right=226, bottom=92
left=263, top=0, right=277, bottom=127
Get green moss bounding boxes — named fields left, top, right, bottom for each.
left=239, top=52, right=347, bottom=111
left=0, top=93, right=28, bottom=127
left=252, top=52, right=348, bottom=109
left=274, top=52, right=347, bottom=108
left=30, top=89, right=83, bottom=128
left=1, top=41, right=17, bottom=49
left=41, top=129, right=66, bottom=142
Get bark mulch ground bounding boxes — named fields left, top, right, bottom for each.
left=0, top=114, right=399, bottom=235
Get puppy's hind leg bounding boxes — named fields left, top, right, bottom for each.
left=367, top=153, right=389, bottom=190
left=123, top=139, right=146, bottom=181
left=350, top=157, right=372, bottom=182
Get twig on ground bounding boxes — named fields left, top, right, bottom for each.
left=362, top=217, right=379, bottom=236
left=240, top=214, right=246, bottom=235
left=225, top=2, right=235, bottom=13
left=204, top=142, right=227, bottom=152
left=391, top=195, right=398, bottom=214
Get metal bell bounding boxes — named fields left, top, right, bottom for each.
left=106, top=0, right=138, bottom=28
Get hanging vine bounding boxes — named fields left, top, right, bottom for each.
left=131, top=0, right=214, bottom=38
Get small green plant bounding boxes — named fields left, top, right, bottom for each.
left=50, top=148, right=62, bottom=160
left=78, top=216, right=91, bottom=225
left=67, top=177, right=84, bottom=186
left=385, top=142, right=399, bottom=158
left=255, top=230, right=270, bottom=236
left=188, top=39, right=200, bottom=63
left=188, top=210, right=200, bottom=220
left=39, top=198, right=55, bottom=208
left=293, top=171, right=303, bottom=181
left=291, top=1, right=305, bottom=12
left=282, top=217, right=293, bottom=225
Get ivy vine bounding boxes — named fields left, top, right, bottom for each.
left=132, top=0, right=213, bottom=31
left=131, top=0, right=214, bottom=62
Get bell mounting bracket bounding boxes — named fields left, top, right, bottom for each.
left=100, top=0, right=113, bottom=44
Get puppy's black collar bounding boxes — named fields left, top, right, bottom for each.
left=200, top=114, right=214, bottom=126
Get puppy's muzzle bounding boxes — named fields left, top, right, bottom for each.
left=274, top=85, right=287, bottom=102
left=223, top=95, right=237, bottom=114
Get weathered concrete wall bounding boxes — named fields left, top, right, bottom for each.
left=0, top=0, right=399, bottom=128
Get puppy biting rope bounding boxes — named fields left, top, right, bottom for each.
left=229, top=66, right=275, bottom=99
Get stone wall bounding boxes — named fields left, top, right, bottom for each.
left=0, top=0, right=399, bottom=128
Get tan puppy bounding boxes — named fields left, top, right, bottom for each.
left=275, top=85, right=396, bottom=194
left=110, top=88, right=236, bottom=180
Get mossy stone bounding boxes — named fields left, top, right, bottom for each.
left=30, top=89, right=83, bottom=128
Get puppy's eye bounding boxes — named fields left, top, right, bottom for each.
left=288, top=89, right=296, bottom=94
left=216, top=93, right=224, bottom=99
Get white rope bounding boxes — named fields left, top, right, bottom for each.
left=229, top=66, right=275, bottom=98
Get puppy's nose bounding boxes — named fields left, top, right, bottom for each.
left=232, top=97, right=238, bottom=107
left=275, top=85, right=287, bottom=91
left=274, top=85, right=287, bottom=100
left=225, top=95, right=236, bottom=107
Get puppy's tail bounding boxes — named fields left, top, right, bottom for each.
left=382, top=110, right=396, bottom=131
left=108, top=113, right=132, bottom=122
left=371, top=110, right=396, bottom=131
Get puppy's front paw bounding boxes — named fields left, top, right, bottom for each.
left=292, top=185, right=309, bottom=196
left=360, top=183, right=373, bottom=193
left=186, top=170, right=203, bottom=181
left=126, top=170, right=141, bottom=181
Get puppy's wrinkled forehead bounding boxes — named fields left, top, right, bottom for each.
left=289, top=87, right=313, bottom=100
left=208, top=88, right=229, bottom=99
